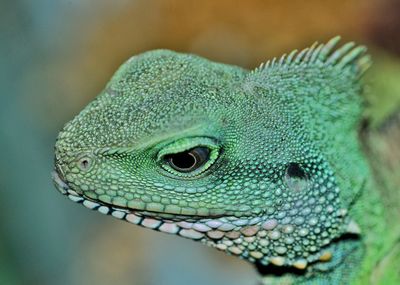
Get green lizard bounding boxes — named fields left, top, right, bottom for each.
left=52, top=37, right=400, bottom=284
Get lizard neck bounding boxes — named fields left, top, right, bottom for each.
left=259, top=112, right=400, bottom=285
left=354, top=112, right=400, bottom=284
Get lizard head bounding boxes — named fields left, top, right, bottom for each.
left=53, top=37, right=370, bottom=272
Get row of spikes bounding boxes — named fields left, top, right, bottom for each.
left=252, top=36, right=371, bottom=79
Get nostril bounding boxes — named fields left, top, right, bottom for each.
left=78, top=157, right=92, bottom=171
left=81, top=160, right=89, bottom=168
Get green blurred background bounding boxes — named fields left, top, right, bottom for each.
left=1, top=1, right=399, bottom=284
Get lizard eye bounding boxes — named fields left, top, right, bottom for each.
left=165, top=147, right=210, bottom=173
left=157, top=137, right=220, bottom=177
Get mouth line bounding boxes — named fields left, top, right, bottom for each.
left=51, top=170, right=257, bottom=240
left=51, top=170, right=224, bottom=222
left=52, top=170, right=143, bottom=215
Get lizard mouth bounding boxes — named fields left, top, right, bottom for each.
left=52, top=169, right=200, bottom=218
left=51, top=169, right=255, bottom=239
left=51, top=169, right=223, bottom=220
left=52, top=169, right=205, bottom=237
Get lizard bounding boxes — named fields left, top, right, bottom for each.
left=52, top=37, right=400, bottom=284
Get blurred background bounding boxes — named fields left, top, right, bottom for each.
left=1, top=0, right=400, bottom=284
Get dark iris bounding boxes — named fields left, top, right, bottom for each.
left=166, top=147, right=210, bottom=172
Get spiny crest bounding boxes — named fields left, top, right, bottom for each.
left=252, top=36, right=371, bottom=78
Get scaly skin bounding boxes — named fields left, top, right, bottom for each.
left=52, top=37, right=397, bottom=284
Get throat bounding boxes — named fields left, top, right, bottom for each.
left=258, top=236, right=363, bottom=284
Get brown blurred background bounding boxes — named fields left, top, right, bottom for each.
left=1, top=0, right=400, bottom=284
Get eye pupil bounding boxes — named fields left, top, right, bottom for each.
left=166, top=147, right=210, bottom=173
left=169, top=152, right=197, bottom=170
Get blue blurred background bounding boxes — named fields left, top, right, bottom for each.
left=1, top=1, right=400, bottom=284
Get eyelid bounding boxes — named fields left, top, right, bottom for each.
left=156, top=137, right=219, bottom=161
